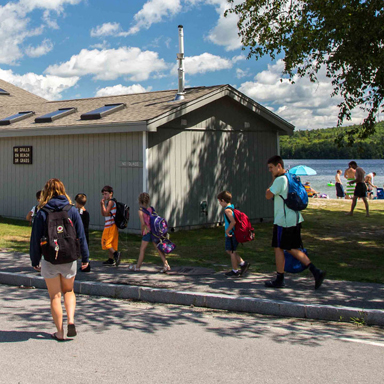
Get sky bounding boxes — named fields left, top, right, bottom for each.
left=0, top=0, right=367, bottom=130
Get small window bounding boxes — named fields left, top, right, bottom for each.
left=35, top=107, right=77, bottom=123
left=0, top=111, right=34, bottom=126
left=80, top=103, right=125, bottom=120
left=0, top=88, right=10, bottom=95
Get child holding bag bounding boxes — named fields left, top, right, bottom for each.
left=128, top=193, right=172, bottom=273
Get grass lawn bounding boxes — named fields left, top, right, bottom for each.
left=1, top=199, right=383, bottom=284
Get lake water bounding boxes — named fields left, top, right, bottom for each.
left=285, top=159, right=384, bottom=199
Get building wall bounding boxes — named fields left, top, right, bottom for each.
left=0, top=132, right=143, bottom=231
left=148, top=97, right=280, bottom=228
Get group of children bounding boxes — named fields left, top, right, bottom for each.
left=26, top=155, right=327, bottom=290
left=27, top=187, right=172, bottom=274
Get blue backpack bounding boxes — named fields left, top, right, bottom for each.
left=281, top=173, right=308, bottom=211
left=140, top=206, right=168, bottom=238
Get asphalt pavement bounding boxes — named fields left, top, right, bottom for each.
left=0, top=251, right=383, bottom=326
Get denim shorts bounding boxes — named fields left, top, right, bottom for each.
left=225, top=236, right=239, bottom=251
left=142, top=232, right=153, bottom=242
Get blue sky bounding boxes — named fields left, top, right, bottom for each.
left=0, top=0, right=365, bottom=130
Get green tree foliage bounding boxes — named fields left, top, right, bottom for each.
left=226, top=0, right=384, bottom=144
left=280, top=122, right=384, bottom=159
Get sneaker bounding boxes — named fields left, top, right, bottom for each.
left=264, top=279, right=285, bottom=288
left=225, top=270, right=240, bottom=277
left=240, top=262, right=250, bottom=276
left=314, top=270, right=327, bottom=290
left=103, top=258, right=115, bottom=265
left=114, top=251, right=121, bottom=267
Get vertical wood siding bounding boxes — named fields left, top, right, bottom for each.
left=148, top=97, right=281, bottom=228
left=0, top=132, right=143, bottom=231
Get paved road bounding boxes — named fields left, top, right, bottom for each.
left=1, top=284, right=384, bottom=384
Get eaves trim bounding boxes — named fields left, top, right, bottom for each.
left=0, top=121, right=151, bottom=138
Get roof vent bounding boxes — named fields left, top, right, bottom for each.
left=81, top=103, right=125, bottom=120
left=0, top=111, right=34, bottom=126
left=35, top=107, right=77, bottom=123
left=174, top=25, right=185, bottom=101
left=0, top=88, right=10, bottom=95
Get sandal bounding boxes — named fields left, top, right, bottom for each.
left=128, top=264, right=140, bottom=272
left=159, top=265, right=171, bottom=273
left=51, top=333, right=65, bottom=342
left=67, top=324, right=77, bottom=338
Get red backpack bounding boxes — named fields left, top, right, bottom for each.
left=228, top=207, right=255, bottom=243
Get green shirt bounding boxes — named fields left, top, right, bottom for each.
left=269, top=174, right=304, bottom=227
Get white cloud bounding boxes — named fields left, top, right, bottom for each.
left=171, top=53, right=233, bottom=76
left=128, top=0, right=182, bottom=35
left=25, top=38, right=53, bottom=57
left=0, top=0, right=83, bottom=64
left=90, top=22, right=127, bottom=38
left=95, top=84, right=152, bottom=97
left=206, top=0, right=242, bottom=51
left=238, top=60, right=366, bottom=129
left=0, top=68, right=79, bottom=100
left=235, top=68, right=250, bottom=79
left=45, top=47, right=169, bottom=81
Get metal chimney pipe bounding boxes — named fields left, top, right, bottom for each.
left=174, top=25, right=185, bottom=101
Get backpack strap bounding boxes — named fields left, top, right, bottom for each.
left=140, top=207, right=151, bottom=216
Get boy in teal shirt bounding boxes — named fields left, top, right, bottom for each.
left=217, top=191, right=250, bottom=277
left=265, top=155, right=326, bottom=289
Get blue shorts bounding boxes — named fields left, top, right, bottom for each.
left=142, top=233, right=152, bottom=242
left=225, top=236, right=239, bottom=251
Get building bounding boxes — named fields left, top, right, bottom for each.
left=0, top=78, right=294, bottom=232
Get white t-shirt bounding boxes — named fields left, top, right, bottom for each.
left=269, top=174, right=304, bottom=228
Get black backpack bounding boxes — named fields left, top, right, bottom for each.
left=111, top=198, right=130, bottom=229
left=40, top=204, right=81, bottom=264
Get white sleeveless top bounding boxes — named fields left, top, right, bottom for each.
left=104, top=201, right=116, bottom=228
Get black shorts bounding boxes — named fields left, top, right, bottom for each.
left=272, top=224, right=302, bottom=250
left=354, top=182, right=367, bottom=198
left=336, top=182, right=345, bottom=197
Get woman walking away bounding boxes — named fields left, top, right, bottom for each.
left=30, top=178, right=89, bottom=341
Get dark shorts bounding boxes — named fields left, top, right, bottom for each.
left=354, top=182, right=367, bottom=198
left=142, top=233, right=153, bottom=242
left=336, top=182, right=345, bottom=197
left=225, top=236, right=239, bottom=251
left=272, top=224, right=302, bottom=250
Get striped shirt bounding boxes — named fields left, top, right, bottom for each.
left=104, top=200, right=116, bottom=228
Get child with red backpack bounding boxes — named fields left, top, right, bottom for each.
left=217, top=191, right=251, bottom=277
left=128, top=192, right=172, bottom=273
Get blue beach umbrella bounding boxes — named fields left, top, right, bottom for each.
left=288, top=165, right=317, bottom=176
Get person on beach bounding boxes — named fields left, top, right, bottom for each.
left=335, top=170, right=345, bottom=199
left=100, top=186, right=121, bottom=267
left=217, top=190, right=251, bottom=277
left=344, top=163, right=356, bottom=199
left=29, top=178, right=89, bottom=341
left=129, top=193, right=171, bottom=273
left=265, top=155, right=326, bottom=289
left=365, top=172, right=377, bottom=200
left=304, top=182, right=319, bottom=198
left=346, top=161, right=369, bottom=216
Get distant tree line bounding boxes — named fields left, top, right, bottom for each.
left=280, top=122, right=384, bottom=159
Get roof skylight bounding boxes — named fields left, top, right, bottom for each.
left=80, top=103, right=125, bottom=120
left=35, top=107, right=77, bottom=123
left=0, top=111, right=34, bottom=126
left=0, top=88, right=10, bottom=95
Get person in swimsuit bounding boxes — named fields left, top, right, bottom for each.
left=346, top=161, right=369, bottom=216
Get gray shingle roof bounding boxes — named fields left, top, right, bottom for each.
left=0, top=82, right=225, bottom=131
left=0, top=79, right=47, bottom=107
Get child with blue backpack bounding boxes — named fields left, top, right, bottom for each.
left=265, top=155, right=326, bottom=289
left=128, top=192, right=171, bottom=273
